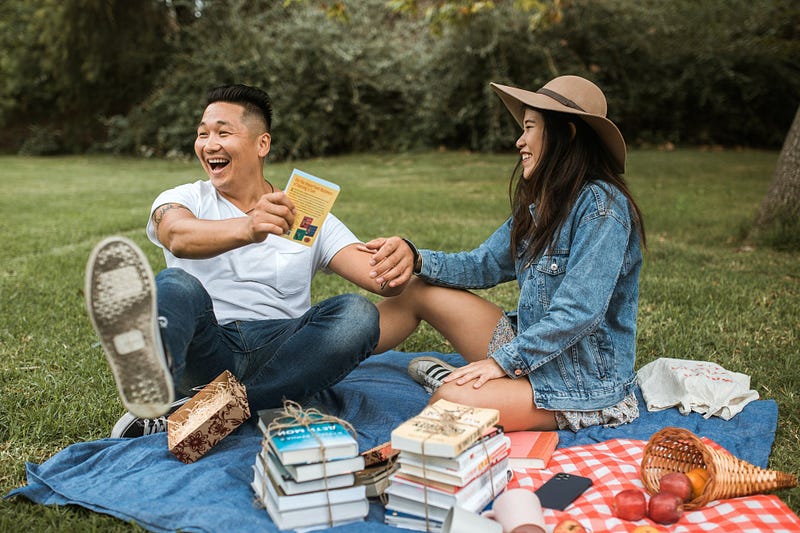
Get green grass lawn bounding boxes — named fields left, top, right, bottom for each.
left=1, top=149, right=797, bottom=530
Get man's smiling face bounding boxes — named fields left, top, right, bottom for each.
left=194, top=101, right=270, bottom=190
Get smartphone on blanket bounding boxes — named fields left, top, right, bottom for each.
left=535, top=472, right=593, bottom=510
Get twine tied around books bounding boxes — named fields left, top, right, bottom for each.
left=266, top=400, right=357, bottom=438
left=415, top=404, right=496, bottom=532
left=377, top=454, right=399, bottom=507
left=266, top=400, right=357, bottom=527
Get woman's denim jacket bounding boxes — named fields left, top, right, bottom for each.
left=417, top=181, right=642, bottom=411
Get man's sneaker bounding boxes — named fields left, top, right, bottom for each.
left=111, top=397, right=191, bottom=438
left=407, top=356, right=456, bottom=394
left=85, top=236, right=174, bottom=419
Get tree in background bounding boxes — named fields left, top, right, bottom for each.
left=2, top=0, right=798, bottom=162
left=103, top=0, right=429, bottom=160
left=750, top=106, right=800, bottom=249
left=0, top=0, right=174, bottom=154
left=420, top=0, right=800, bottom=251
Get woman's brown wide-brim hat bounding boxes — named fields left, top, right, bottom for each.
left=491, top=75, right=626, bottom=173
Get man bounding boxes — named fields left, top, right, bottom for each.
left=85, top=84, right=414, bottom=437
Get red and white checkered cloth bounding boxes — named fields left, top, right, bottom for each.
left=507, top=438, right=800, bottom=532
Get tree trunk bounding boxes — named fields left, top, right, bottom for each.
left=750, top=105, right=800, bottom=247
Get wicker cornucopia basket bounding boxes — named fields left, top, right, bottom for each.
left=640, top=427, right=797, bottom=510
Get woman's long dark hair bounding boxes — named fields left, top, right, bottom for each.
left=509, top=108, right=646, bottom=265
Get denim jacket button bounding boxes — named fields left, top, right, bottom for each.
left=550, top=262, right=558, bottom=271
left=514, top=369, right=522, bottom=376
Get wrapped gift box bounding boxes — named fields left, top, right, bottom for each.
left=167, top=370, right=250, bottom=463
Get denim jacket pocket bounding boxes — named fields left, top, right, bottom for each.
left=535, top=253, right=568, bottom=306
left=577, top=331, right=611, bottom=381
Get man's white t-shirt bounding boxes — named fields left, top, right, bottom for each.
left=146, top=180, right=359, bottom=324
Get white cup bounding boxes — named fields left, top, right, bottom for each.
left=481, top=488, right=546, bottom=533
left=442, top=504, right=503, bottom=533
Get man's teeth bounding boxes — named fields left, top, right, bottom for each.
left=208, top=158, right=229, bottom=169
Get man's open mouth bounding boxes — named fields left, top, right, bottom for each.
left=208, top=158, right=230, bottom=171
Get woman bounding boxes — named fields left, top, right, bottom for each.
left=364, top=75, right=646, bottom=432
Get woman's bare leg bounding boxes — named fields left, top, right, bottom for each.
left=377, top=278, right=554, bottom=431
left=374, top=277, right=504, bottom=361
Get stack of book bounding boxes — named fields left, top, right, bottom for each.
left=251, top=408, right=368, bottom=531
left=355, top=441, right=400, bottom=498
left=384, top=399, right=511, bottom=532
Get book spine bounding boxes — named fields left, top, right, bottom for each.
left=454, top=460, right=510, bottom=506
left=399, top=446, right=510, bottom=486
left=457, top=458, right=510, bottom=513
left=529, top=432, right=558, bottom=461
left=262, top=449, right=354, bottom=495
left=284, top=455, right=365, bottom=483
left=399, top=434, right=508, bottom=474
left=507, top=431, right=558, bottom=469
left=390, top=457, right=510, bottom=508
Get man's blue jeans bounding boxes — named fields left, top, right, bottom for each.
left=155, top=268, right=380, bottom=411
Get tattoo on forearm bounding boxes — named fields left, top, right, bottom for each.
left=152, top=203, right=191, bottom=230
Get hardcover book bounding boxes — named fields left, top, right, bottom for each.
left=252, top=456, right=366, bottom=512
left=397, top=437, right=510, bottom=487
left=506, top=430, right=559, bottom=470
left=385, top=493, right=450, bottom=523
left=387, top=458, right=510, bottom=510
left=260, top=449, right=355, bottom=495
left=385, top=457, right=508, bottom=526
left=277, top=449, right=365, bottom=483
left=398, top=432, right=508, bottom=477
left=361, top=440, right=400, bottom=468
left=255, top=407, right=288, bottom=434
left=252, top=470, right=368, bottom=531
left=391, top=399, right=500, bottom=458
left=264, top=417, right=358, bottom=466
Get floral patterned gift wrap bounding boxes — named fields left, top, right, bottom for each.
left=167, top=370, right=250, bottom=463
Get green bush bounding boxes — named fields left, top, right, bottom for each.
left=0, top=0, right=175, bottom=154
left=411, top=3, right=553, bottom=152
left=5, top=0, right=797, bottom=156
left=102, top=0, right=428, bottom=159
left=100, top=0, right=799, bottom=159
left=549, top=0, right=800, bottom=147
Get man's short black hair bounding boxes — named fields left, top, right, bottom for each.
left=206, top=84, right=273, bottom=133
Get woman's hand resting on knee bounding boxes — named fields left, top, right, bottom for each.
left=445, top=358, right=507, bottom=389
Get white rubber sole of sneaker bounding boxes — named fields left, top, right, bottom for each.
left=85, top=236, right=174, bottom=418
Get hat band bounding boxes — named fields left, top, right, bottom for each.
left=536, top=88, right=585, bottom=112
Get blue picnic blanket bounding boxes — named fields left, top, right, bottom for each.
left=6, top=351, right=779, bottom=532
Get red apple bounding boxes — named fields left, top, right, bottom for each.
left=648, top=492, right=684, bottom=525
left=659, top=472, right=693, bottom=502
left=613, top=488, right=648, bottom=521
left=553, top=517, right=588, bottom=533
left=632, top=527, right=664, bottom=533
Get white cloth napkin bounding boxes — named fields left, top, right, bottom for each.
left=637, top=358, right=759, bottom=420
